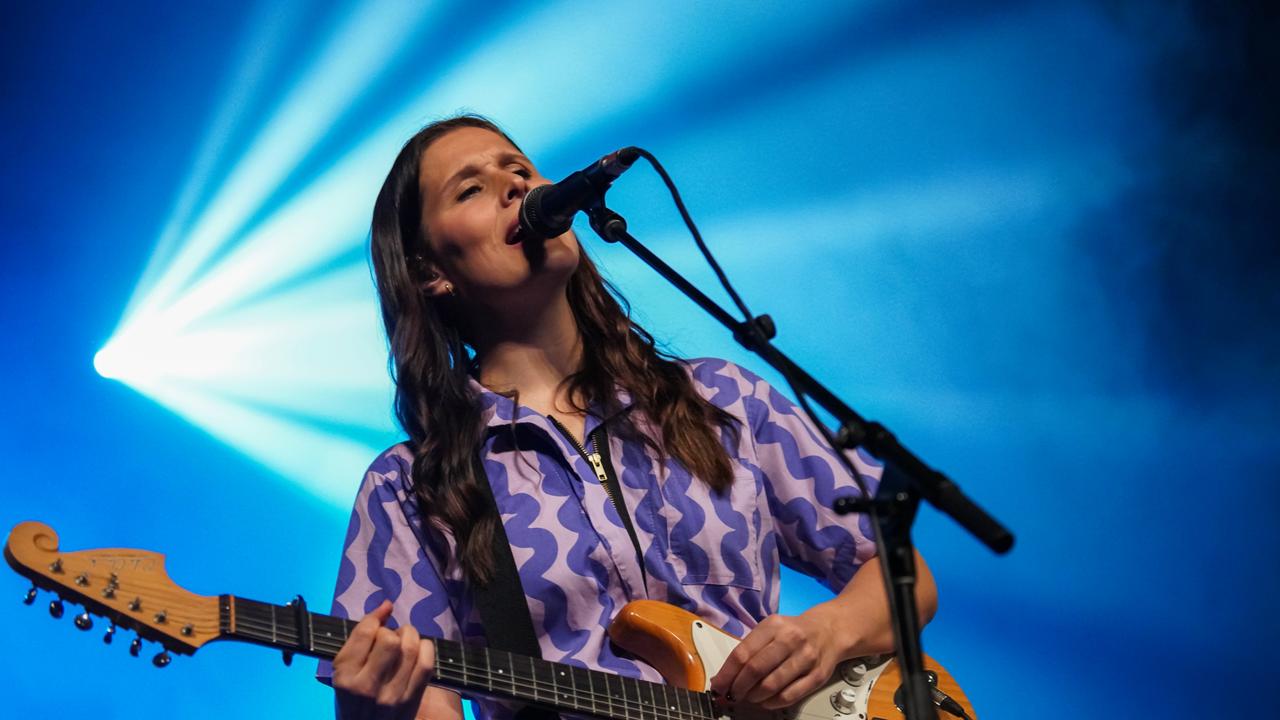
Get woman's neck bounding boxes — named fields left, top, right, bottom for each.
left=469, top=293, right=584, bottom=414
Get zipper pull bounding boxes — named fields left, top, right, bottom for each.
left=586, top=452, right=610, bottom=485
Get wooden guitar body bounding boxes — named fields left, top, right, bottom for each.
left=610, top=600, right=977, bottom=720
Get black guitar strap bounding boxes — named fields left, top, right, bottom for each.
left=471, top=453, right=560, bottom=720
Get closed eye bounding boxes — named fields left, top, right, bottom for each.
left=456, top=185, right=480, bottom=201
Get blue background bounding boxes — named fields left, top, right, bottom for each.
left=2, top=1, right=1276, bottom=717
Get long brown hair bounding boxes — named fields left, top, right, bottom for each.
left=370, top=115, right=737, bottom=583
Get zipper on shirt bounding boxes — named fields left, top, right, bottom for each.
left=548, top=417, right=614, bottom=503
left=547, top=415, right=648, bottom=590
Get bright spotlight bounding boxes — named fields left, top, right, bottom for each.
left=92, top=347, right=117, bottom=379
left=93, top=340, right=144, bottom=382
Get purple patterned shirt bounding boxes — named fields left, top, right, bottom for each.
left=317, top=358, right=881, bottom=718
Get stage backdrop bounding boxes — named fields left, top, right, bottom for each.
left=2, top=1, right=1276, bottom=718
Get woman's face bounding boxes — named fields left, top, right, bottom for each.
left=416, top=126, right=579, bottom=307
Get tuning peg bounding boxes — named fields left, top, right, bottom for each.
left=23, top=586, right=37, bottom=605
left=74, top=612, right=94, bottom=631
left=103, top=622, right=116, bottom=644
left=129, top=636, right=142, bottom=657
left=152, top=650, right=172, bottom=668
left=49, top=598, right=64, bottom=619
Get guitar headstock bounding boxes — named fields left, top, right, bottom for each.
left=5, top=521, right=222, bottom=664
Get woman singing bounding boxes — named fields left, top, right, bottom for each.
left=319, top=115, right=938, bottom=720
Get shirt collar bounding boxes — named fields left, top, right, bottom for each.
left=470, top=376, right=636, bottom=434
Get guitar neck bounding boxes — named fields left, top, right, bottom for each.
left=224, top=596, right=715, bottom=720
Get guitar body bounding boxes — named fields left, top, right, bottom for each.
left=609, top=600, right=977, bottom=720
left=6, top=521, right=978, bottom=720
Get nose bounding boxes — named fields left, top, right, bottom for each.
left=503, top=172, right=529, bottom=206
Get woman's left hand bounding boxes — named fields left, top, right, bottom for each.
left=708, top=610, right=841, bottom=710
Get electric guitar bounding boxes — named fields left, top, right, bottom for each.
left=5, top=521, right=977, bottom=719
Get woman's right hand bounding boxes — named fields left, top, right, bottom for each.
left=332, top=600, right=437, bottom=720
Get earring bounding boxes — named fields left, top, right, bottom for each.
left=443, top=282, right=455, bottom=296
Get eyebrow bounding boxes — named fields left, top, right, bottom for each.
left=439, top=151, right=532, bottom=195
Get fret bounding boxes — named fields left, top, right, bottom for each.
left=481, top=645, right=496, bottom=694
left=699, top=689, right=717, bottom=720
left=436, top=641, right=453, bottom=686
left=607, top=674, right=628, bottom=719
left=219, top=595, right=231, bottom=635
left=622, top=671, right=637, bottom=717
left=454, top=641, right=468, bottom=690
left=484, top=646, right=500, bottom=696
left=640, top=681, right=656, bottom=720
left=656, top=683, right=675, bottom=719
left=572, top=665, right=599, bottom=717
left=506, top=651, right=520, bottom=701
left=552, top=661, right=573, bottom=712
left=532, top=657, right=562, bottom=708
left=674, top=687, right=691, bottom=720
left=490, top=648, right=516, bottom=697
left=435, top=641, right=465, bottom=688
left=523, top=653, right=539, bottom=705
left=312, top=614, right=346, bottom=648
left=565, top=665, right=577, bottom=711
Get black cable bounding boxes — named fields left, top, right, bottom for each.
left=634, top=147, right=875, bottom=500
left=633, top=149, right=755, bottom=324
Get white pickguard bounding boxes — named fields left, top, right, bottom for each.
left=690, top=618, right=891, bottom=720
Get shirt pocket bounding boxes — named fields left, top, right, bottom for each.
left=659, top=463, right=764, bottom=591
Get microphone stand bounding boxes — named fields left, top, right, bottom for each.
left=585, top=202, right=1013, bottom=720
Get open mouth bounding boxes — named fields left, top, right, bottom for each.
left=506, top=219, right=525, bottom=245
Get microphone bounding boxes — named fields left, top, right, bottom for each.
left=519, top=147, right=640, bottom=240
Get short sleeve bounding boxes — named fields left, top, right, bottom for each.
left=734, top=363, right=882, bottom=592
left=315, top=446, right=463, bottom=685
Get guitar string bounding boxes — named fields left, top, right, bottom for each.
left=156, top=602, right=863, bottom=720
left=232, top=615, right=864, bottom=720
left=261, top=630, right=712, bottom=720
left=232, top=612, right=718, bottom=720
left=432, top=667, right=715, bottom=720
left=431, top=665, right=715, bottom=720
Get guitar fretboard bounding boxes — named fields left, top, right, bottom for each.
left=221, top=595, right=717, bottom=720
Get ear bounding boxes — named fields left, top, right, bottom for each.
left=420, top=264, right=455, bottom=299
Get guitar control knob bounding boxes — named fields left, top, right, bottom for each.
left=841, top=661, right=868, bottom=685
left=153, top=651, right=172, bottom=668
left=830, top=688, right=858, bottom=715
left=130, top=637, right=143, bottom=657
left=23, top=586, right=37, bottom=605
left=103, top=622, right=116, bottom=644
left=74, top=612, right=94, bottom=630
left=49, top=599, right=65, bottom=619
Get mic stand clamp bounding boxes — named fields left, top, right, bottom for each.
left=834, top=461, right=934, bottom=719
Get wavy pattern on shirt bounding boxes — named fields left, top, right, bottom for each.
left=316, top=358, right=880, bottom=720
